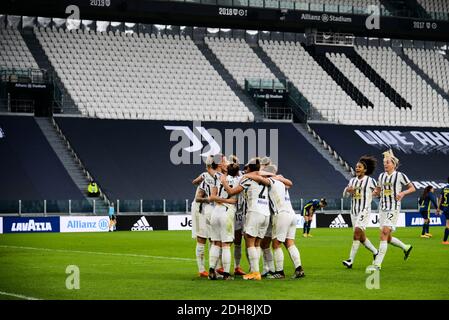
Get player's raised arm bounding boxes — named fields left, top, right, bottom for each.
left=273, top=175, right=293, bottom=188
left=220, top=174, right=243, bottom=196
left=244, top=172, right=271, bottom=186
left=192, top=174, right=204, bottom=186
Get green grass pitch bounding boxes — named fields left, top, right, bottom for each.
left=0, top=227, right=448, bottom=300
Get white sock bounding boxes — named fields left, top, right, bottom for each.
left=374, top=241, right=388, bottom=266
left=209, top=245, right=221, bottom=270
left=248, top=247, right=260, bottom=273
left=196, top=243, right=206, bottom=273
left=288, top=245, right=302, bottom=268
left=260, top=248, right=267, bottom=273
left=273, top=247, right=284, bottom=272
left=389, top=237, right=407, bottom=250
left=349, top=240, right=360, bottom=262
left=263, top=248, right=275, bottom=273
left=362, top=238, right=378, bottom=255
left=216, top=248, right=223, bottom=269
left=222, top=246, right=231, bottom=274
left=234, top=245, right=241, bottom=268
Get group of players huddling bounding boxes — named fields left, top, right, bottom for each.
left=190, top=149, right=449, bottom=280
left=191, top=155, right=304, bottom=280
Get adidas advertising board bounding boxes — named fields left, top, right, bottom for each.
left=0, top=217, right=3, bottom=234
left=295, top=214, right=316, bottom=229
left=116, top=215, right=168, bottom=231
left=168, top=215, right=192, bottom=231
left=60, top=216, right=109, bottom=233
left=405, top=212, right=445, bottom=227
left=3, top=217, right=60, bottom=233
left=316, top=214, right=352, bottom=228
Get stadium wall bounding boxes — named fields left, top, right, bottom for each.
left=3, top=212, right=443, bottom=234
left=4, top=0, right=449, bottom=41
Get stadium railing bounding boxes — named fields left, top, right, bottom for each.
left=0, top=197, right=421, bottom=215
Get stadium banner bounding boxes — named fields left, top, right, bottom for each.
left=316, top=213, right=352, bottom=228
left=405, top=212, right=445, bottom=227
left=0, top=217, right=3, bottom=234
left=60, top=216, right=110, bottom=233
left=168, top=215, right=192, bottom=231
left=116, top=215, right=168, bottom=231
left=367, top=212, right=406, bottom=228
left=3, top=216, right=60, bottom=233
left=6, top=0, right=449, bottom=41
left=295, top=214, right=316, bottom=229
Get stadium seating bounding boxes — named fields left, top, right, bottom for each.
left=205, top=37, right=276, bottom=88
left=0, top=28, right=39, bottom=69
left=0, top=115, right=84, bottom=201
left=260, top=39, right=369, bottom=124
left=404, top=48, right=449, bottom=94
left=34, top=28, right=255, bottom=122
left=355, top=45, right=449, bottom=127
left=327, top=52, right=407, bottom=126
left=417, top=0, right=449, bottom=15
left=55, top=117, right=348, bottom=201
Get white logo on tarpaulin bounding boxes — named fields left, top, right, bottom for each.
left=0, top=128, right=4, bottom=139
left=329, top=214, right=349, bottom=228
left=321, top=14, right=329, bottom=22
left=11, top=219, right=52, bottom=232
left=411, top=217, right=441, bottom=226
left=165, top=121, right=278, bottom=165
left=131, top=216, right=154, bottom=231
left=354, top=129, right=449, bottom=154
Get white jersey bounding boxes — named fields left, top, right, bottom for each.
left=378, top=171, right=412, bottom=211
left=239, top=177, right=270, bottom=216
left=198, top=171, right=217, bottom=198
left=344, top=176, right=377, bottom=215
left=217, top=174, right=239, bottom=201
left=267, top=178, right=294, bottom=215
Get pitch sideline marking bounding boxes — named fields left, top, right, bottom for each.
left=0, top=245, right=195, bottom=262
left=0, top=290, right=41, bottom=300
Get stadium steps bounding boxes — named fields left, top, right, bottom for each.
left=195, top=41, right=264, bottom=122
left=20, top=30, right=81, bottom=115
left=250, top=44, right=317, bottom=121
left=399, top=49, right=449, bottom=102
left=347, top=49, right=413, bottom=109
left=292, top=122, right=352, bottom=181
left=301, top=44, right=374, bottom=109
left=34, top=117, right=109, bottom=214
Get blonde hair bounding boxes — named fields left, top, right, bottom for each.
left=382, top=149, right=399, bottom=168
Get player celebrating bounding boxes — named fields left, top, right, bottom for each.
left=438, top=177, right=449, bottom=245
left=229, top=155, right=246, bottom=276
left=208, top=158, right=239, bottom=280
left=368, top=149, right=415, bottom=271
left=192, top=160, right=218, bottom=277
left=342, top=155, right=379, bottom=269
left=220, top=158, right=271, bottom=281
left=263, top=165, right=305, bottom=279
left=418, top=186, right=438, bottom=238
left=302, top=198, right=327, bottom=237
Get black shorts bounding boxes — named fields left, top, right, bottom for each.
left=109, top=215, right=116, bottom=221
left=420, top=211, right=430, bottom=219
